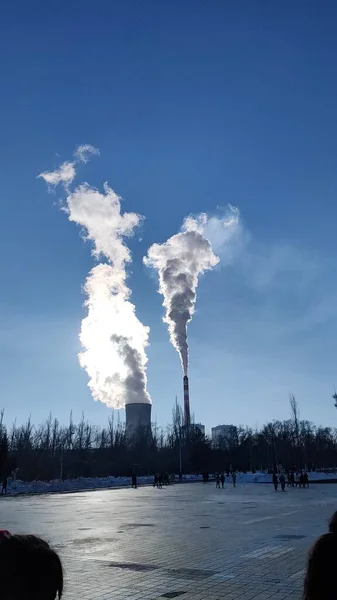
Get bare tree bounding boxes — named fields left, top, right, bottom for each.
left=1, top=391, right=337, bottom=481
left=333, top=389, right=337, bottom=409
left=290, top=393, right=301, bottom=468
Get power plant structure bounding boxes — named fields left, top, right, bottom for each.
left=183, top=375, right=191, bottom=426
left=125, top=402, right=152, bottom=438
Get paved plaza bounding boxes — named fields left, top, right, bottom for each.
left=1, top=482, right=337, bottom=600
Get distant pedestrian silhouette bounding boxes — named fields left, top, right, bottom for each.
left=1, top=477, right=7, bottom=495
left=272, top=472, right=278, bottom=491
left=279, top=473, right=286, bottom=491
left=216, top=473, right=220, bottom=488
left=220, top=473, right=225, bottom=488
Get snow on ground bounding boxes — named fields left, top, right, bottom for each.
left=3, top=470, right=337, bottom=497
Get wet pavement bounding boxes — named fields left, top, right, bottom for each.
left=1, top=481, right=336, bottom=600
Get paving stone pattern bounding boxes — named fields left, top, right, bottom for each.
left=1, top=482, right=337, bottom=600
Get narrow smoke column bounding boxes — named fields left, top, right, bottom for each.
left=183, top=375, right=191, bottom=427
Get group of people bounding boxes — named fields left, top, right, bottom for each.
left=273, top=471, right=310, bottom=491
left=289, top=471, right=310, bottom=488
left=273, top=471, right=309, bottom=492
left=153, top=473, right=172, bottom=488
left=131, top=472, right=193, bottom=490
left=132, top=472, right=175, bottom=490
left=153, top=473, right=163, bottom=488
left=215, top=471, right=236, bottom=488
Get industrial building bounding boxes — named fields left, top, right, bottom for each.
left=211, top=424, right=237, bottom=443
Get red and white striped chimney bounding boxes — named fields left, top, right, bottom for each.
left=183, top=375, right=191, bottom=427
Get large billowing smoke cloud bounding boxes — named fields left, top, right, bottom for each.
left=144, top=207, right=241, bottom=375
left=38, top=146, right=151, bottom=408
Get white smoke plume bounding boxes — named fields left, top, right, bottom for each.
left=38, top=144, right=100, bottom=189
left=38, top=161, right=76, bottom=188
left=144, top=206, right=241, bottom=375
left=74, top=144, right=100, bottom=163
left=39, top=149, right=151, bottom=408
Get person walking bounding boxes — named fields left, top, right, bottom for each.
left=290, top=472, right=295, bottom=487
left=272, top=472, right=278, bottom=491
left=216, top=473, right=220, bottom=488
left=1, top=477, right=7, bottom=495
left=153, top=474, right=158, bottom=488
left=279, top=473, right=286, bottom=491
left=131, top=473, right=137, bottom=489
left=220, top=472, right=225, bottom=488
left=232, top=471, right=236, bottom=487
left=303, top=472, right=309, bottom=488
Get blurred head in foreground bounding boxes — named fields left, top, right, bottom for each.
left=303, top=512, right=337, bottom=600
left=0, top=532, right=63, bottom=600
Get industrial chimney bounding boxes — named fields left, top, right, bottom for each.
left=125, top=403, right=152, bottom=438
left=183, top=376, right=191, bottom=427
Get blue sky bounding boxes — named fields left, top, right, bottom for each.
left=1, top=0, right=337, bottom=431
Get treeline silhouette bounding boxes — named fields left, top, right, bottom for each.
left=0, top=396, right=336, bottom=481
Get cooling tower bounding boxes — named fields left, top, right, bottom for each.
left=125, top=403, right=152, bottom=437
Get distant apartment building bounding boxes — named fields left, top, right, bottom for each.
left=211, top=424, right=237, bottom=443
